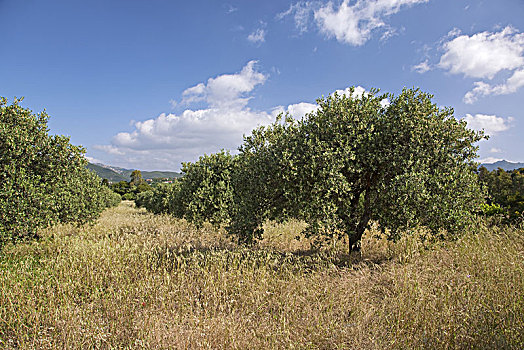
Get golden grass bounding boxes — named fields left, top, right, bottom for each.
left=1, top=202, right=523, bottom=349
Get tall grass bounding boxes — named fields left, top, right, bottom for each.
left=1, top=202, right=523, bottom=349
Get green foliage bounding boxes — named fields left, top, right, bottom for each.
left=110, top=178, right=151, bottom=201
left=139, top=151, right=235, bottom=226
left=480, top=203, right=505, bottom=216
left=130, top=169, right=144, bottom=186
left=137, top=88, right=484, bottom=249
left=171, top=151, right=236, bottom=227
left=231, top=88, right=484, bottom=248
left=111, top=180, right=130, bottom=195
left=0, top=97, right=117, bottom=245
left=122, top=193, right=135, bottom=201
left=479, top=166, right=524, bottom=221
left=229, top=115, right=299, bottom=242
left=101, top=186, right=122, bottom=208
left=136, top=183, right=176, bottom=214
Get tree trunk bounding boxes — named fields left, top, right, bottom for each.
left=348, top=187, right=372, bottom=253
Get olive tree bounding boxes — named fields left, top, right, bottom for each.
left=170, top=150, right=235, bottom=227
left=0, top=97, right=116, bottom=245
left=230, top=88, right=484, bottom=249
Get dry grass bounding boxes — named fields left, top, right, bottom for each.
left=1, top=201, right=523, bottom=349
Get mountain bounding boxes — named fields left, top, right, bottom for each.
left=87, top=163, right=128, bottom=182
left=87, top=162, right=181, bottom=182
left=480, top=160, right=524, bottom=172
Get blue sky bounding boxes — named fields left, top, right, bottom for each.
left=1, top=0, right=523, bottom=170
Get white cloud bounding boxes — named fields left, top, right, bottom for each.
left=463, top=113, right=514, bottom=136
left=272, top=102, right=319, bottom=119
left=437, top=26, right=524, bottom=103
left=412, top=59, right=431, bottom=73
left=247, top=28, right=266, bottom=44
left=463, top=69, right=524, bottom=103
left=439, top=26, right=524, bottom=79
left=181, top=60, right=267, bottom=109
left=95, top=64, right=379, bottom=169
left=84, top=155, right=103, bottom=164
left=332, top=85, right=391, bottom=106
left=102, top=107, right=274, bottom=170
left=333, top=85, right=367, bottom=97
left=94, top=62, right=272, bottom=170
left=314, top=0, right=427, bottom=46
left=490, top=148, right=502, bottom=153
left=278, top=0, right=426, bottom=45
left=93, top=144, right=125, bottom=156
left=287, top=102, right=319, bottom=118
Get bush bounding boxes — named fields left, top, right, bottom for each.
left=479, top=166, right=524, bottom=222
left=122, top=193, right=135, bottom=201
left=169, top=151, right=235, bottom=227
left=136, top=184, right=174, bottom=214
left=0, top=97, right=113, bottom=245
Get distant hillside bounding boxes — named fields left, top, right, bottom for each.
left=480, top=160, right=524, bottom=172
left=87, top=163, right=128, bottom=182
left=139, top=171, right=183, bottom=179
left=87, top=162, right=182, bottom=182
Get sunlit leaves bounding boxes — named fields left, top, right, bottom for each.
left=0, top=97, right=119, bottom=245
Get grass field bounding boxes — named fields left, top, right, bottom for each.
left=1, top=201, right=523, bottom=349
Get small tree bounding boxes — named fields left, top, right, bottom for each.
left=130, top=170, right=144, bottom=186
left=171, top=150, right=235, bottom=227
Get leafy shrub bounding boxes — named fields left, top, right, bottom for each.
left=136, top=184, right=174, bottom=214
left=479, top=166, right=524, bottom=221
left=122, top=193, right=135, bottom=201
left=102, top=186, right=122, bottom=208
left=169, top=151, right=235, bottom=227
left=0, top=97, right=113, bottom=245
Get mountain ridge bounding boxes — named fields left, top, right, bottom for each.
left=480, top=160, right=524, bottom=172
left=87, top=162, right=181, bottom=182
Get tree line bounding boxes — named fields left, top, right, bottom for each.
left=137, top=87, right=486, bottom=251
left=0, top=97, right=120, bottom=246
left=479, top=166, right=524, bottom=222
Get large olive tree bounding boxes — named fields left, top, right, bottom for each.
left=230, top=88, right=484, bottom=249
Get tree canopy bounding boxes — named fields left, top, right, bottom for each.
left=137, top=87, right=485, bottom=250
left=0, top=97, right=119, bottom=245
left=230, top=87, right=484, bottom=249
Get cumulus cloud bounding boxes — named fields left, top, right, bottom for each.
left=94, top=62, right=376, bottom=170
left=94, top=62, right=272, bottom=169
left=279, top=0, right=427, bottom=46
left=181, top=60, right=267, bottom=109
left=463, top=69, right=524, bottom=103
left=272, top=102, right=319, bottom=119
left=438, top=26, right=524, bottom=103
left=463, top=113, right=514, bottom=136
